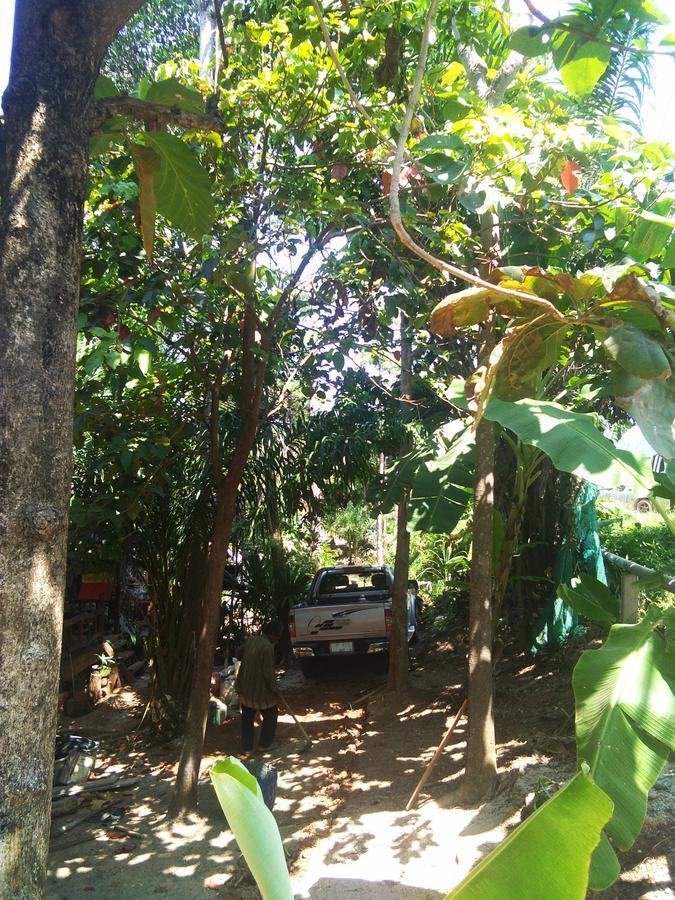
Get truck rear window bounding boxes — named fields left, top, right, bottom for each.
left=314, top=570, right=390, bottom=603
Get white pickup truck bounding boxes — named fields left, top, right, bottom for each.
left=288, top=565, right=420, bottom=674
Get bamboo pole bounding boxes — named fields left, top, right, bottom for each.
left=405, top=699, right=467, bottom=811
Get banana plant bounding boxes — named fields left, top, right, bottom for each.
left=210, top=757, right=293, bottom=900
left=559, top=576, right=675, bottom=888
left=446, top=769, right=613, bottom=899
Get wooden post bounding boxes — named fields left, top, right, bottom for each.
left=620, top=573, right=640, bottom=624
left=406, top=700, right=468, bottom=810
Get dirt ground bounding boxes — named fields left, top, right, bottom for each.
left=47, top=643, right=673, bottom=899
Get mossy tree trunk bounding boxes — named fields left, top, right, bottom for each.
left=0, top=1, right=143, bottom=894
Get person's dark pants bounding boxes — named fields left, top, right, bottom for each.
left=241, top=704, right=278, bottom=752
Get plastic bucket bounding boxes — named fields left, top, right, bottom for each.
left=54, top=735, right=99, bottom=785
left=244, top=760, right=277, bottom=811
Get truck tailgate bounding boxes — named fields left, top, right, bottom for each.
left=294, top=602, right=387, bottom=642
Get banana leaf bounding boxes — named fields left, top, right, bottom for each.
left=210, top=757, right=293, bottom=900
left=446, top=769, right=613, bottom=899
left=559, top=575, right=620, bottom=626
left=573, top=609, right=675, bottom=888
left=483, top=397, right=654, bottom=490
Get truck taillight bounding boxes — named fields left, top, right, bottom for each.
left=384, top=607, right=392, bottom=634
left=288, top=611, right=296, bottom=638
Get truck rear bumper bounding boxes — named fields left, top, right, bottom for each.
left=293, top=638, right=389, bottom=658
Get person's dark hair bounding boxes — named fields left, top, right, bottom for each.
left=262, top=620, right=282, bottom=638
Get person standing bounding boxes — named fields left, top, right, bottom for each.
left=235, top=621, right=282, bottom=754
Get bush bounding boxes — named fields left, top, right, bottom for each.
left=597, top=500, right=675, bottom=576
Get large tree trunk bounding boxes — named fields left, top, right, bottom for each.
left=387, top=313, right=412, bottom=692
left=461, top=211, right=500, bottom=803
left=0, top=2, right=142, bottom=894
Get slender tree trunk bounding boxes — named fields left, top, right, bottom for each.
left=377, top=452, right=385, bottom=564
left=169, top=221, right=326, bottom=817
left=194, top=0, right=217, bottom=75
left=170, top=310, right=265, bottom=816
left=387, top=313, right=412, bottom=692
left=270, top=529, right=293, bottom=663
left=0, top=2, right=142, bottom=894
left=387, top=497, right=411, bottom=691
left=461, top=211, right=500, bottom=803
left=169, top=472, right=241, bottom=816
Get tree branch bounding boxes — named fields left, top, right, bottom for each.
left=310, top=0, right=397, bottom=151
left=266, top=226, right=335, bottom=332
left=90, top=0, right=147, bottom=53
left=93, top=96, right=227, bottom=133
left=212, top=0, right=228, bottom=68
left=389, top=0, right=567, bottom=319
left=522, top=0, right=675, bottom=58
left=208, top=360, right=227, bottom=487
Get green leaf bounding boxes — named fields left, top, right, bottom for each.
left=89, top=133, right=123, bottom=158
left=628, top=212, right=675, bottom=261
left=559, top=42, right=611, bottom=98
left=445, top=377, right=469, bottom=411
left=94, top=75, right=120, bottom=99
left=415, top=133, right=465, bottom=152
left=143, top=132, right=214, bottom=240
left=210, top=757, right=293, bottom=900
left=375, top=449, right=429, bottom=513
left=135, top=348, right=151, bottom=376
left=144, top=78, right=205, bottom=114
left=129, top=142, right=161, bottom=263
left=614, top=370, right=675, bottom=459
left=446, top=770, right=613, bottom=899
left=509, top=25, right=549, bottom=57
left=408, top=425, right=475, bottom=534
left=424, top=158, right=468, bottom=186
left=559, top=575, right=620, bottom=626
left=483, top=398, right=654, bottom=490
left=602, top=322, right=671, bottom=380
left=574, top=611, right=675, bottom=884
left=588, top=832, right=621, bottom=891
left=664, top=233, right=675, bottom=268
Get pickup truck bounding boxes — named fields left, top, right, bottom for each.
left=289, top=565, right=420, bottom=674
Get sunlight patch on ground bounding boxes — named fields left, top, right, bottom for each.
left=163, top=862, right=198, bottom=877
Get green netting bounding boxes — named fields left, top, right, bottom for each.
left=531, top=482, right=607, bottom=653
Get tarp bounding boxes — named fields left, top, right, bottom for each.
left=531, top=482, right=607, bottom=653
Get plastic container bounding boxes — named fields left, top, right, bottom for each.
left=54, top=735, right=99, bottom=786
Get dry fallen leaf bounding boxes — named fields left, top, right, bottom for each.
left=560, top=159, right=581, bottom=195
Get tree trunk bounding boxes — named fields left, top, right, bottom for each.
left=387, top=497, right=410, bottom=691
left=194, top=0, right=217, bottom=75
left=0, top=2, right=142, bottom=894
left=387, top=313, right=412, bottom=692
left=270, top=530, right=293, bottom=663
left=170, top=393, right=262, bottom=815
left=461, top=409, right=497, bottom=802
left=461, top=211, right=500, bottom=803
left=169, top=476, right=239, bottom=816
left=376, top=453, right=385, bottom=564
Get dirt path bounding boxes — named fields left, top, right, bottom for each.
left=48, top=649, right=673, bottom=899
left=47, top=661, right=378, bottom=899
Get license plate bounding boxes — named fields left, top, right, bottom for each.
left=329, top=641, right=354, bottom=654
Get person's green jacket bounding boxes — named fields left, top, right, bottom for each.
left=235, top=634, right=277, bottom=709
